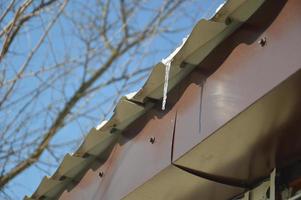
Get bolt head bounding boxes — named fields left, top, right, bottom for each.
left=258, top=37, right=267, bottom=47
left=149, top=137, right=155, bottom=144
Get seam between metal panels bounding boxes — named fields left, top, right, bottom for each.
left=172, top=163, right=268, bottom=189
left=170, top=111, right=177, bottom=163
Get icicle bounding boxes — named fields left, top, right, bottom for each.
left=161, top=36, right=188, bottom=110
left=162, top=60, right=171, bottom=110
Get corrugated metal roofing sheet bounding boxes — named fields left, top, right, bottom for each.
left=25, top=0, right=265, bottom=199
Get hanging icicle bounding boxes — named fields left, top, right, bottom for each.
left=161, top=59, right=171, bottom=110
left=161, top=36, right=188, bottom=110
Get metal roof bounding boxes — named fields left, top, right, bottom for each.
left=25, top=0, right=265, bottom=199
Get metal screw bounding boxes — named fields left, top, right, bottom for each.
left=110, top=127, right=117, bottom=133
left=149, top=137, right=155, bottom=144
left=225, top=17, right=232, bottom=25
left=180, top=62, right=186, bottom=69
left=99, top=171, right=104, bottom=178
left=258, top=37, right=267, bottom=47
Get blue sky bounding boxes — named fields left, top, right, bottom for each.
left=0, top=0, right=225, bottom=199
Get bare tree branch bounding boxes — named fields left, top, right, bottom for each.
left=0, top=0, right=59, bottom=61
left=0, top=0, right=210, bottom=196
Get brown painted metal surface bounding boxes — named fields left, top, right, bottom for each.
left=60, top=0, right=301, bottom=199
left=171, top=71, right=205, bottom=161
left=60, top=104, right=178, bottom=200
left=175, top=69, right=301, bottom=185
left=199, top=0, right=301, bottom=139
left=172, top=0, right=301, bottom=161
left=123, top=165, right=244, bottom=200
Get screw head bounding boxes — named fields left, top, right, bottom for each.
left=110, top=127, right=117, bottom=133
left=149, top=137, right=155, bottom=144
left=258, top=37, right=267, bottom=47
left=180, top=62, right=186, bottom=69
left=225, top=17, right=232, bottom=25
